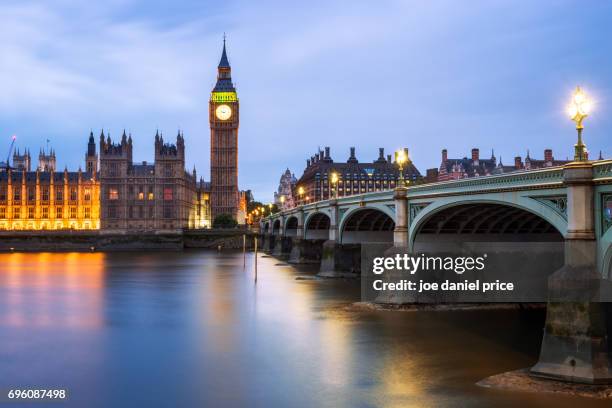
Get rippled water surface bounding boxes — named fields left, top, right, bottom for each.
left=0, top=251, right=608, bottom=407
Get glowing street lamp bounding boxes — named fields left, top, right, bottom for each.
left=395, top=149, right=407, bottom=187
left=330, top=172, right=339, bottom=199
left=568, top=86, right=592, bottom=161
left=297, top=186, right=305, bottom=204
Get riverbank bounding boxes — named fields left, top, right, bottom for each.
left=478, top=369, right=612, bottom=400
left=348, top=301, right=546, bottom=312
left=0, top=229, right=255, bottom=251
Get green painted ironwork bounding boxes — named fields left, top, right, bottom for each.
left=603, top=194, right=612, bottom=235
left=409, top=203, right=430, bottom=225
left=531, top=196, right=568, bottom=220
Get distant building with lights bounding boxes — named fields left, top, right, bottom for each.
left=294, top=146, right=421, bottom=205
left=435, top=148, right=573, bottom=182
left=274, top=168, right=297, bottom=210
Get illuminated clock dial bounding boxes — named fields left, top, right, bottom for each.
left=215, top=104, right=232, bottom=120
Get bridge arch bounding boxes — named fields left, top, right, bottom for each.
left=304, top=212, right=330, bottom=240
left=272, top=219, right=281, bottom=235
left=340, top=207, right=395, bottom=244
left=284, top=215, right=299, bottom=237
left=409, top=197, right=567, bottom=250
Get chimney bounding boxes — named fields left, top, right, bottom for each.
left=377, top=148, right=385, bottom=162
left=404, top=148, right=409, bottom=161
left=348, top=147, right=358, bottom=163
left=426, top=168, right=439, bottom=182
left=442, top=149, right=448, bottom=162
left=471, top=148, right=479, bottom=161
left=544, top=149, right=553, bottom=162
left=307, top=159, right=311, bottom=167
left=514, top=156, right=522, bottom=169
left=319, top=151, right=324, bottom=161
left=324, top=146, right=330, bottom=159
left=387, top=154, right=392, bottom=162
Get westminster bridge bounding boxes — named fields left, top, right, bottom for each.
left=261, top=159, right=612, bottom=383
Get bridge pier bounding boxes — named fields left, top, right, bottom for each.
left=319, top=240, right=361, bottom=277
left=272, top=235, right=292, bottom=258
left=262, top=233, right=273, bottom=253
left=531, top=162, right=612, bottom=384
left=317, top=200, right=360, bottom=277
left=289, top=238, right=326, bottom=264
left=376, top=186, right=418, bottom=303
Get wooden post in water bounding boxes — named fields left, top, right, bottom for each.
left=243, top=234, right=246, bottom=269
left=254, top=236, right=258, bottom=283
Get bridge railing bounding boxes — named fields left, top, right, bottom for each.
left=594, top=159, right=612, bottom=182
left=262, top=160, right=611, bottom=223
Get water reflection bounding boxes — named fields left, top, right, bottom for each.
left=0, top=251, right=609, bottom=408
left=0, top=252, right=105, bottom=328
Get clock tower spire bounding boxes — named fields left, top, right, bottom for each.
left=210, top=37, right=240, bottom=221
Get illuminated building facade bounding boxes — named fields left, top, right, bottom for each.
left=0, top=139, right=100, bottom=230
left=195, top=180, right=212, bottom=229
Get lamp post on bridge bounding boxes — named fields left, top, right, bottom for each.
left=279, top=194, right=285, bottom=210
left=330, top=172, right=339, bottom=199
left=531, top=85, right=612, bottom=384
left=395, top=148, right=408, bottom=187
left=568, top=86, right=592, bottom=161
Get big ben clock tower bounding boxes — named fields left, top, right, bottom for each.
left=210, top=38, right=239, bottom=220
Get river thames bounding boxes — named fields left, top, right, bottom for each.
left=0, top=251, right=608, bottom=407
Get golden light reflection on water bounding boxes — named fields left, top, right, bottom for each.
left=0, top=252, right=106, bottom=329
left=249, top=257, right=355, bottom=391
left=374, top=347, right=435, bottom=408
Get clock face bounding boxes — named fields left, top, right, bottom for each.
left=215, top=104, right=232, bottom=120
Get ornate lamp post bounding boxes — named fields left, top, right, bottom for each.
left=568, top=86, right=592, bottom=161
left=330, top=172, right=339, bottom=199
left=395, top=149, right=407, bottom=187
left=298, top=186, right=304, bottom=205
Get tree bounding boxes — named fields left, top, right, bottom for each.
left=213, top=213, right=238, bottom=229
left=248, top=200, right=264, bottom=214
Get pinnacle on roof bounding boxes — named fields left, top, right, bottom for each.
left=218, top=35, right=230, bottom=68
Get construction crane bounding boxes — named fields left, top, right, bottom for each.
left=5, top=135, right=16, bottom=170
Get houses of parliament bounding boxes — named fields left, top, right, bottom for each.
left=0, top=40, right=245, bottom=232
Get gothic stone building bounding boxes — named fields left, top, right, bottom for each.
left=295, top=146, right=421, bottom=205
left=0, top=139, right=100, bottom=230
left=99, top=130, right=200, bottom=233
left=274, top=168, right=297, bottom=211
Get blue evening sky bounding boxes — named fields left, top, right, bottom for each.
left=0, top=0, right=611, bottom=201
